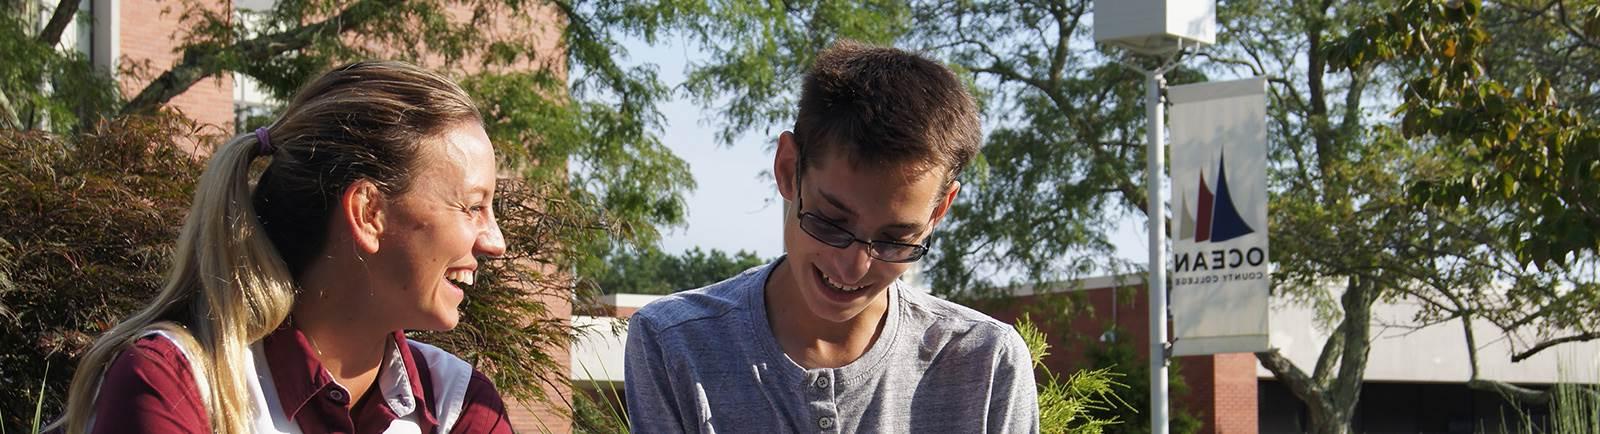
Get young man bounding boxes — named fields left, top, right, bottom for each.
left=624, top=40, right=1039, bottom=433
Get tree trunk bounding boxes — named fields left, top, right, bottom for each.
left=1307, top=403, right=1352, bottom=434
left=1256, top=277, right=1375, bottom=433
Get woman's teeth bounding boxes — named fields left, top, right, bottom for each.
left=446, top=270, right=476, bottom=287
left=823, top=273, right=864, bottom=292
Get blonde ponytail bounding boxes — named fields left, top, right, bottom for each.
left=53, top=131, right=296, bottom=434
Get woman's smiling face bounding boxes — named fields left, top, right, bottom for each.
left=367, top=121, right=506, bottom=331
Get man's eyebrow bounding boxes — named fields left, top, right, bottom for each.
left=882, top=222, right=923, bottom=232
left=817, top=188, right=928, bottom=234
left=818, top=189, right=858, bottom=219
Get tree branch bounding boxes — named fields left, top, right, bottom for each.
left=38, top=0, right=81, bottom=47
left=1311, top=314, right=1346, bottom=388
left=120, top=0, right=402, bottom=115
left=1554, top=1, right=1600, bottom=51
left=1512, top=331, right=1600, bottom=362
left=0, top=90, right=19, bottom=130
left=1466, top=379, right=1553, bottom=405
left=1257, top=349, right=1324, bottom=405
left=1462, top=311, right=1483, bottom=380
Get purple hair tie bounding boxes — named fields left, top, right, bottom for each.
left=255, top=127, right=274, bottom=156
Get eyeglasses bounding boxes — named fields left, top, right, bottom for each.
left=797, top=211, right=931, bottom=263
left=793, top=168, right=932, bottom=263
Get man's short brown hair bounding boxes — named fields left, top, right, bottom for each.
left=793, top=40, right=981, bottom=184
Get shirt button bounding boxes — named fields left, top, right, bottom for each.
left=818, top=416, right=834, bottom=430
left=328, top=388, right=347, bottom=403
left=813, top=377, right=829, bottom=390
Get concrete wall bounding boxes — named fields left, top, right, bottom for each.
left=1264, top=289, right=1600, bottom=385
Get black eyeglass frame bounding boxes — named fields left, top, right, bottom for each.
left=792, top=162, right=933, bottom=264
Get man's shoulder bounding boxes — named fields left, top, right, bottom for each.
left=900, top=286, right=1010, bottom=329
left=631, top=262, right=770, bottom=335
left=898, top=286, right=1025, bottom=352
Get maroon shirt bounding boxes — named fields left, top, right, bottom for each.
left=89, top=326, right=513, bottom=434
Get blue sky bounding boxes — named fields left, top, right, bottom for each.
left=623, top=38, right=787, bottom=259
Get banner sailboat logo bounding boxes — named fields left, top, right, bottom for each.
left=1176, top=151, right=1254, bottom=243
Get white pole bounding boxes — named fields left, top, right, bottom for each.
left=1147, top=69, right=1170, bottom=434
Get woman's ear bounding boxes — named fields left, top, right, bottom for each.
left=775, top=131, right=800, bottom=202
left=341, top=179, right=386, bottom=254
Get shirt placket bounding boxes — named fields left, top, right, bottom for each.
left=805, top=369, right=840, bottom=434
left=302, top=382, right=357, bottom=434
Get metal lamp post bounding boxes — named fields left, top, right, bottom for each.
left=1093, top=2, right=1215, bottom=433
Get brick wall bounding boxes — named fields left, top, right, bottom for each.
left=1174, top=353, right=1258, bottom=434
left=974, top=284, right=1259, bottom=434
left=1210, top=353, right=1259, bottom=434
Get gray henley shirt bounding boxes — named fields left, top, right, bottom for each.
left=624, top=259, right=1040, bottom=433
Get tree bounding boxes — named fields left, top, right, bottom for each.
left=0, top=0, right=698, bottom=428
left=1331, top=0, right=1600, bottom=268
left=1201, top=0, right=1595, bottom=430
left=588, top=245, right=767, bottom=295
left=0, top=12, right=119, bottom=132
left=1323, top=0, right=1600, bottom=404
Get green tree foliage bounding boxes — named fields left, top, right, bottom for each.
left=1206, top=1, right=1597, bottom=431
left=0, top=13, right=118, bottom=132
left=0, top=115, right=208, bottom=430
left=589, top=246, right=766, bottom=294
left=1320, top=0, right=1600, bottom=403
left=1015, top=315, right=1127, bottom=434
left=1084, top=332, right=1201, bottom=434
left=0, top=0, right=698, bottom=429
left=1329, top=0, right=1600, bottom=268
left=1208, top=2, right=1511, bottom=431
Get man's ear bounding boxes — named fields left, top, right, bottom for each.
left=341, top=179, right=386, bottom=254
left=928, top=180, right=961, bottom=228
left=775, top=131, right=800, bottom=202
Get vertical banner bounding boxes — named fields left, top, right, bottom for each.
left=1168, top=77, right=1271, bottom=356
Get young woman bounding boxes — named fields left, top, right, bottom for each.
left=51, top=61, right=514, bottom=433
